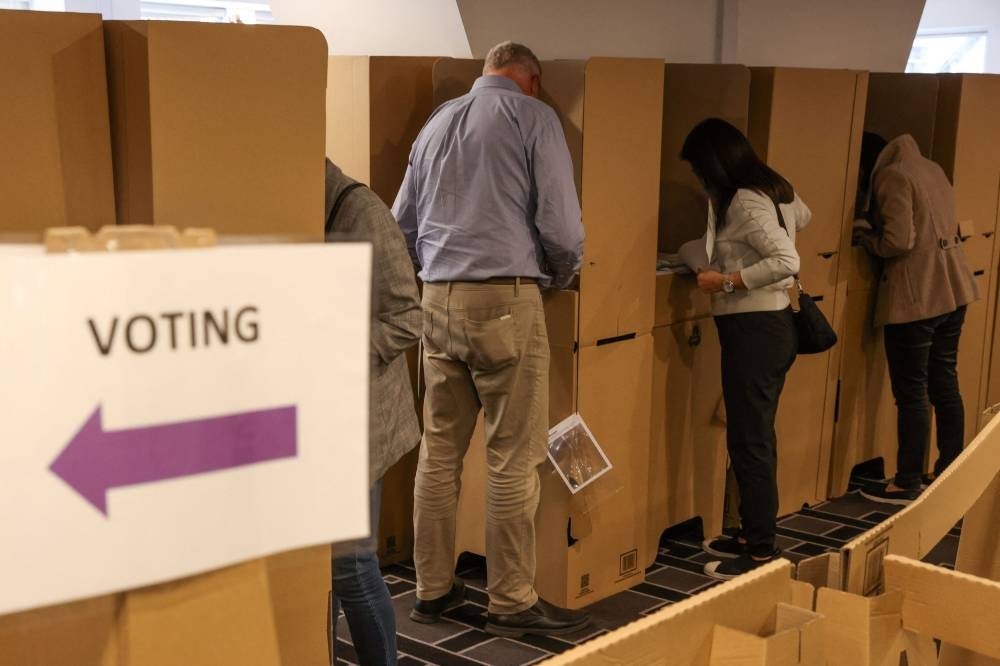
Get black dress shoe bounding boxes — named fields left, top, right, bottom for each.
left=485, top=598, right=590, bottom=637
left=410, top=580, right=467, bottom=624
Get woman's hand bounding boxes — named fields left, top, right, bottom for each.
left=697, top=270, right=726, bottom=294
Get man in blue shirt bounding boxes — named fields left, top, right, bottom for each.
left=393, top=41, right=587, bottom=637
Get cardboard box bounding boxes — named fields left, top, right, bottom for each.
left=659, top=64, right=751, bottom=253
left=709, top=604, right=824, bottom=666
left=544, top=560, right=798, bottom=665
left=265, top=546, right=330, bottom=666
left=118, top=560, right=282, bottom=666
left=327, top=56, right=439, bottom=205
left=815, top=587, right=903, bottom=666
left=0, top=595, right=119, bottom=666
left=648, top=317, right=727, bottom=553
left=433, top=58, right=662, bottom=345
left=104, top=21, right=327, bottom=237
left=654, top=271, right=713, bottom=328
left=0, top=10, right=116, bottom=232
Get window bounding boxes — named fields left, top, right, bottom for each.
left=140, top=0, right=273, bottom=24
left=906, top=30, right=988, bottom=74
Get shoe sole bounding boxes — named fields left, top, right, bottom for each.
left=701, top=539, right=742, bottom=560
left=858, top=489, right=915, bottom=506
left=484, top=620, right=590, bottom=638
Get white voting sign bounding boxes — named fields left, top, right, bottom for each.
left=0, top=243, right=371, bottom=615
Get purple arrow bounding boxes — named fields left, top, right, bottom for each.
left=50, top=405, right=297, bottom=516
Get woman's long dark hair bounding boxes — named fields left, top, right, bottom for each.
left=680, top=118, right=794, bottom=229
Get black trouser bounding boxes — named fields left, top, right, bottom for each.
left=715, top=308, right=797, bottom=557
left=884, top=306, right=967, bottom=490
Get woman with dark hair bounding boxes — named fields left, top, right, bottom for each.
left=679, top=118, right=812, bottom=580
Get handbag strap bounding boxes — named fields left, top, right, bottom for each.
left=770, top=198, right=804, bottom=291
left=325, top=182, right=367, bottom=236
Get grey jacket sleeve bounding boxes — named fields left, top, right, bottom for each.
left=366, top=202, right=422, bottom=365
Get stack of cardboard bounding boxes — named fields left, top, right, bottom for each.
left=439, top=57, right=663, bottom=608
left=748, top=67, right=868, bottom=513
left=326, top=55, right=439, bottom=565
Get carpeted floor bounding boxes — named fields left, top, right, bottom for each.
left=333, top=486, right=961, bottom=665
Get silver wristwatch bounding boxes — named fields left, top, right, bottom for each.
left=722, top=274, right=736, bottom=294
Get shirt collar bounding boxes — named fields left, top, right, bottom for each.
left=471, top=75, right=523, bottom=94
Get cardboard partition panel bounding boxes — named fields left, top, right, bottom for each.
left=539, top=334, right=654, bottom=607
left=0, top=10, right=116, bottom=232
left=828, top=287, right=897, bottom=495
left=104, top=21, right=327, bottom=237
left=815, top=588, right=904, bottom=666
left=265, top=546, right=330, bottom=666
left=647, top=317, right=727, bottom=559
left=579, top=58, right=663, bottom=345
left=326, top=56, right=439, bottom=206
left=775, top=297, right=838, bottom=513
left=840, top=413, right=1000, bottom=595
left=0, top=595, right=120, bottom=666
left=654, top=272, right=713, bottom=328
left=119, top=560, right=282, bottom=666
left=749, top=68, right=867, bottom=297
left=865, top=73, right=940, bottom=157
left=659, top=64, right=751, bottom=253
left=885, top=555, right=1000, bottom=662
left=953, top=270, right=991, bottom=444
left=544, top=560, right=796, bottom=666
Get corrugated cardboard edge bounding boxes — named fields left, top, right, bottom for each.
left=544, top=560, right=793, bottom=666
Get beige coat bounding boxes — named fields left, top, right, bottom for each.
left=862, top=135, right=978, bottom=326
left=326, top=160, right=422, bottom=485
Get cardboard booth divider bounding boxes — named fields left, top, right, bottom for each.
left=814, top=587, right=904, bottom=666
left=326, top=55, right=439, bottom=564
left=658, top=64, right=752, bottom=254
left=104, top=21, right=327, bottom=238
left=708, top=603, right=824, bottom=666
left=749, top=67, right=868, bottom=512
left=0, top=10, right=116, bottom=232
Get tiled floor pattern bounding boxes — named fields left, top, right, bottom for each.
left=334, top=488, right=961, bottom=665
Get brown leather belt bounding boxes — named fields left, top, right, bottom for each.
left=481, top=277, right=538, bottom=285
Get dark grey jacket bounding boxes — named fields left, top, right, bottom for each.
left=326, top=159, right=421, bottom=484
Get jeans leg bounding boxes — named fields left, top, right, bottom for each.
left=332, top=482, right=397, bottom=666
left=929, top=306, right=966, bottom=476
left=884, top=319, right=935, bottom=489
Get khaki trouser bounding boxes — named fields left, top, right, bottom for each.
left=414, top=281, right=550, bottom=614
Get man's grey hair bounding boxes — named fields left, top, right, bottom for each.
left=483, top=41, right=541, bottom=77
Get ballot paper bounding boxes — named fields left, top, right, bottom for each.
left=678, top=236, right=719, bottom=273
left=547, top=414, right=612, bottom=494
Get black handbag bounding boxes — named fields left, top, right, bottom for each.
left=773, top=201, right=838, bottom=355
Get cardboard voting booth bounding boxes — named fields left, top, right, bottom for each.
left=0, top=10, right=116, bottom=233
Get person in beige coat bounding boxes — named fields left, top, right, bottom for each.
left=854, top=133, right=978, bottom=505
left=326, top=158, right=422, bottom=665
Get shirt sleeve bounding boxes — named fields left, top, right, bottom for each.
left=391, top=155, right=420, bottom=266
left=531, top=108, right=585, bottom=289
left=736, top=195, right=801, bottom=290
left=868, top=168, right=916, bottom=258
left=789, top=193, right=812, bottom=231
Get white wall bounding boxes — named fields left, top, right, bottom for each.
left=731, top=0, right=925, bottom=71
left=457, top=0, right=719, bottom=62
left=269, top=0, right=471, bottom=56
left=919, top=0, right=1000, bottom=73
